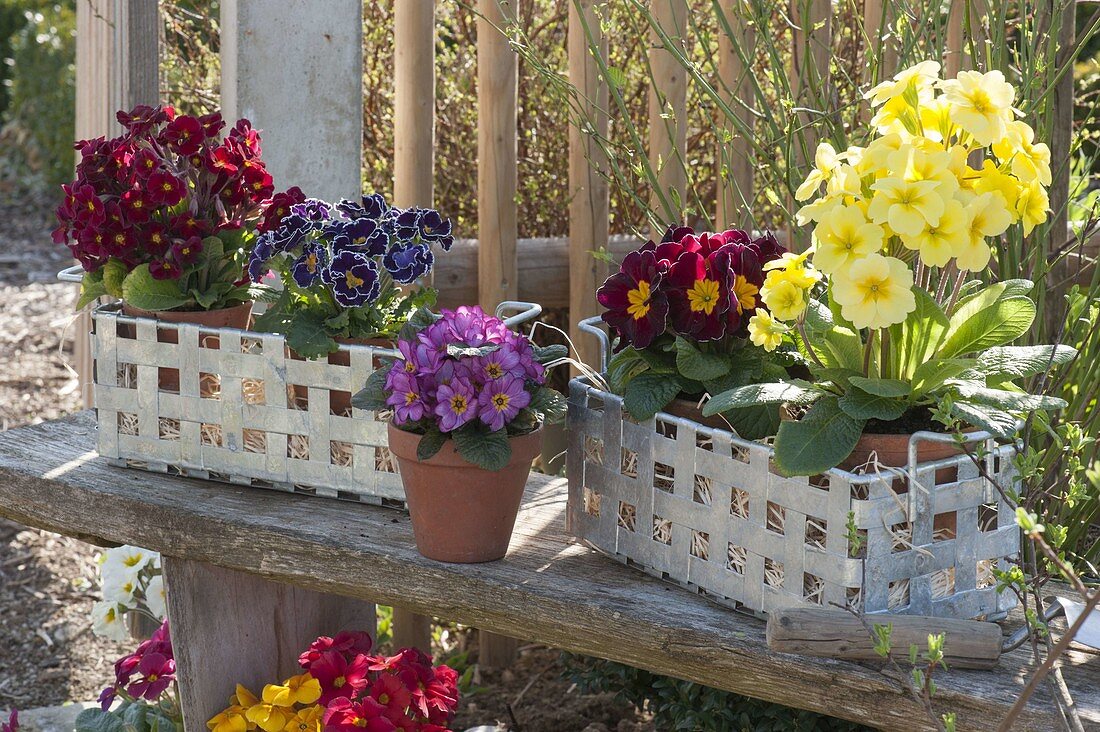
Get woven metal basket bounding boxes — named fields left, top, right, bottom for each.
left=61, top=267, right=541, bottom=505
left=566, top=318, right=1020, bottom=620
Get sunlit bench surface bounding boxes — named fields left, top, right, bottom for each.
left=0, top=412, right=1097, bottom=732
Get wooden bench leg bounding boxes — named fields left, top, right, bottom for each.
left=391, top=606, right=432, bottom=653
left=163, top=557, right=375, bottom=732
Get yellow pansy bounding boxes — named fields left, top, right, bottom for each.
left=812, top=204, right=884, bottom=274
left=208, top=706, right=249, bottom=732
left=244, top=704, right=291, bottom=732
left=938, top=69, right=1016, bottom=146
left=900, top=198, right=967, bottom=268
left=955, top=192, right=1013, bottom=271
left=795, top=142, right=841, bottom=201
left=266, top=673, right=321, bottom=707
left=993, top=120, right=1052, bottom=186
left=748, top=309, right=788, bottom=352
left=865, top=60, right=941, bottom=107
left=760, top=278, right=806, bottom=321
left=1016, top=180, right=1049, bottom=237
left=831, top=254, right=917, bottom=330
left=281, top=706, right=324, bottom=732
left=867, top=177, right=945, bottom=237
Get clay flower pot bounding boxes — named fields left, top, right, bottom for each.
left=121, top=301, right=253, bottom=393
left=388, top=422, right=543, bottom=563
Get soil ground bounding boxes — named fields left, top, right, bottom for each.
left=0, top=193, right=649, bottom=730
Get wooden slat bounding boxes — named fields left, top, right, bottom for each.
left=394, top=0, right=436, bottom=209
left=862, top=0, right=897, bottom=84
left=73, top=0, right=160, bottom=410
left=648, top=0, right=688, bottom=223
left=789, top=0, right=832, bottom=250
left=0, top=413, right=1097, bottom=732
left=945, top=0, right=988, bottom=77
left=715, top=0, right=754, bottom=227
left=392, top=0, right=438, bottom=655
left=568, top=0, right=610, bottom=371
left=476, top=0, right=519, bottom=311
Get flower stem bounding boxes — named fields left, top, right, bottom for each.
left=863, top=329, right=876, bottom=378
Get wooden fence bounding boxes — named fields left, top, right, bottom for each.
left=71, top=0, right=1074, bottom=655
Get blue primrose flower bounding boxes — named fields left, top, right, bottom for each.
left=361, top=193, right=389, bottom=220
left=393, top=208, right=421, bottom=241
left=291, top=241, right=328, bottom=287
left=271, top=214, right=312, bottom=251
left=416, top=209, right=452, bottom=242
left=328, top=217, right=388, bottom=256
left=383, top=241, right=434, bottom=284
left=290, top=198, right=333, bottom=222
left=247, top=231, right=275, bottom=282
left=322, top=249, right=381, bottom=307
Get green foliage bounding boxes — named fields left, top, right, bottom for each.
left=710, top=283, right=1072, bottom=475
left=76, top=700, right=179, bottom=732
left=1, top=1, right=75, bottom=189
left=562, top=654, right=871, bottom=732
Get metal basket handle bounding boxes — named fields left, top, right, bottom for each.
left=57, top=264, right=84, bottom=283
left=577, top=316, right=610, bottom=373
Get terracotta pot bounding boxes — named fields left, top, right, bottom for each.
left=121, top=301, right=253, bottom=393
left=663, top=397, right=728, bottom=431
left=388, top=423, right=542, bottom=563
left=288, top=337, right=394, bottom=414
left=841, top=432, right=975, bottom=539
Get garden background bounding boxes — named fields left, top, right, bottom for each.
left=0, top=1, right=1098, bottom=730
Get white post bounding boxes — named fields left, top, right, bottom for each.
left=220, top=0, right=363, bottom=201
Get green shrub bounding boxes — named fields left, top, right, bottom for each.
left=2, top=1, right=75, bottom=188
left=563, top=654, right=871, bottom=732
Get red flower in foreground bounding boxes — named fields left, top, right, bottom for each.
left=307, top=651, right=369, bottom=704
left=597, top=249, right=669, bottom=350
left=666, top=249, right=728, bottom=341
left=323, top=698, right=396, bottom=732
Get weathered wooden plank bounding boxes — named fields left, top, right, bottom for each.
left=567, top=0, right=611, bottom=371
left=165, top=558, right=375, bottom=732
left=477, top=0, right=519, bottom=311
left=767, top=607, right=1003, bottom=670
left=0, top=413, right=1097, bottom=732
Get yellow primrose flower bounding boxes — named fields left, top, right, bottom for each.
left=796, top=194, right=842, bottom=225
left=919, top=95, right=954, bottom=142
left=825, top=164, right=864, bottom=199
left=867, top=177, right=945, bottom=237
left=870, top=95, right=917, bottom=136
left=938, top=69, right=1016, bottom=146
left=748, top=309, right=788, bottom=352
left=865, top=60, right=941, bottom=107
left=900, top=198, right=967, bottom=268
left=858, top=133, right=906, bottom=175
left=763, top=250, right=821, bottom=289
left=886, top=143, right=959, bottom=198
left=795, top=142, right=841, bottom=201
left=232, top=685, right=260, bottom=709
left=244, top=703, right=292, bottom=732
left=993, top=120, right=1052, bottom=186
left=831, top=254, right=917, bottom=330
left=760, top=278, right=806, bottom=321
left=1016, top=179, right=1050, bottom=237
left=955, top=192, right=1013, bottom=271
left=281, top=706, right=324, bottom=732
left=208, top=707, right=250, bottom=732
left=267, top=673, right=321, bottom=707
left=972, top=160, right=1021, bottom=212
left=812, top=204, right=884, bottom=274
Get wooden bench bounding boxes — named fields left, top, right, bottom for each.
left=0, top=412, right=1097, bottom=732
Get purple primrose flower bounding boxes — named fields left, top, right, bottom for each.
left=435, top=378, right=477, bottom=432
left=322, top=249, right=380, bottom=307
left=291, top=240, right=328, bottom=287
left=478, top=375, right=531, bottom=431
left=383, top=242, right=434, bottom=284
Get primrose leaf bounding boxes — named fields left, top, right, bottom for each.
left=773, top=396, right=865, bottom=476
left=622, top=372, right=683, bottom=421
left=674, top=336, right=732, bottom=382
left=416, top=429, right=449, bottom=462
left=121, top=264, right=191, bottom=311
left=702, top=381, right=820, bottom=415
left=838, top=386, right=908, bottom=421
left=847, top=376, right=910, bottom=398
left=453, top=422, right=511, bottom=471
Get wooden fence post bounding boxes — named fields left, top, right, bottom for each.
left=73, top=0, right=160, bottom=409
left=477, top=0, right=519, bottom=312
left=476, top=0, right=521, bottom=668
left=790, top=0, right=832, bottom=249
left=392, top=0, right=437, bottom=656
left=716, top=0, right=754, bottom=228
left=648, top=0, right=688, bottom=224
left=568, top=0, right=610, bottom=372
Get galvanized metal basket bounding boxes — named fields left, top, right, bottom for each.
left=61, top=266, right=541, bottom=505
left=566, top=317, right=1020, bottom=620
